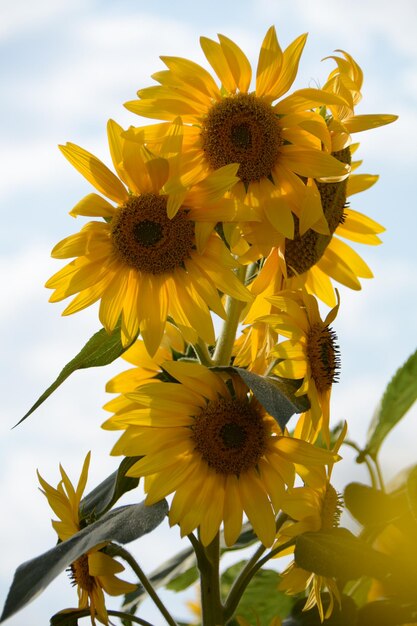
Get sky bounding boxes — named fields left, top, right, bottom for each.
left=1, top=0, right=416, bottom=624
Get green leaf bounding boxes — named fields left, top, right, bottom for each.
left=294, top=528, right=391, bottom=581
left=80, top=456, right=142, bottom=519
left=1, top=500, right=167, bottom=623
left=344, top=482, right=403, bottom=528
left=365, top=349, right=417, bottom=457
left=166, top=566, right=199, bottom=592
left=212, top=367, right=310, bottom=430
left=16, top=322, right=137, bottom=426
left=123, top=545, right=195, bottom=610
left=221, top=562, right=294, bottom=624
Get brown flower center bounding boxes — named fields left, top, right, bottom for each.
left=111, top=193, right=195, bottom=274
left=285, top=147, right=351, bottom=276
left=200, top=93, right=283, bottom=185
left=192, top=396, right=268, bottom=475
left=321, top=484, right=343, bottom=530
left=307, top=323, right=340, bottom=393
left=68, top=554, right=95, bottom=592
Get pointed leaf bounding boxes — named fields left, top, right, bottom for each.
left=212, top=366, right=310, bottom=429
left=165, top=566, right=199, bottom=592
left=17, top=321, right=137, bottom=425
left=366, top=349, right=417, bottom=458
left=80, top=457, right=142, bottom=519
left=1, top=500, right=168, bottom=623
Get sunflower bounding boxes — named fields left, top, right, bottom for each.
left=276, top=425, right=346, bottom=621
left=103, top=361, right=339, bottom=548
left=37, top=453, right=136, bottom=625
left=260, top=290, right=340, bottom=445
left=242, top=144, right=384, bottom=307
left=125, top=26, right=350, bottom=239
left=323, top=50, right=398, bottom=152
left=46, top=120, right=252, bottom=354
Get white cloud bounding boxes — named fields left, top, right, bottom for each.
left=0, top=0, right=88, bottom=42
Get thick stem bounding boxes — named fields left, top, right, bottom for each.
left=106, top=544, right=178, bottom=626
left=197, top=533, right=224, bottom=626
left=213, top=266, right=247, bottom=366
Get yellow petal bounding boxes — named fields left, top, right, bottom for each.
left=59, top=143, right=128, bottom=204
left=274, top=33, right=308, bottom=99
left=280, top=146, right=349, bottom=179
left=218, top=33, right=252, bottom=93
left=343, top=113, right=398, bottom=133
left=239, top=470, right=276, bottom=546
left=69, top=193, right=116, bottom=218
left=223, top=474, right=243, bottom=547
left=200, top=36, right=236, bottom=93
left=256, top=25, right=283, bottom=98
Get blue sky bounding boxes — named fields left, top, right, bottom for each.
left=1, top=0, right=417, bottom=624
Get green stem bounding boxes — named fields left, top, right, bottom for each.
left=108, top=610, right=155, bottom=625
left=224, top=539, right=295, bottom=620
left=107, top=544, right=178, bottom=626
left=224, top=516, right=290, bottom=621
left=343, top=440, right=378, bottom=489
left=193, top=338, right=214, bottom=366
left=196, top=533, right=224, bottom=626
left=213, top=266, right=247, bottom=366
left=373, top=455, right=386, bottom=492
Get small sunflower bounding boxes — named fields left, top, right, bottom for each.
left=276, top=425, right=346, bottom=621
left=261, top=290, right=340, bottom=445
left=103, top=361, right=339, bottom=548
left=46, top=120, right=252, bottom=354
left=37, top=453, right=136, bottom=625
left=125, top=26, right=350, bottom=239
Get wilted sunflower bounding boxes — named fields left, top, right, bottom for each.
left=37, top=453, right=136, bottom=625
left=261, top=290, right=340, bottom=445
left=45, top=120, right=252, bottom=354
left=125, top=26, right=350, bottom=239
left=103, top=361, right=339, bottom=548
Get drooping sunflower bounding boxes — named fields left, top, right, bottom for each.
left=37, top=453, right=136, bottom=625
left=260, top=290, right=340, bottom=445
left=103, top=361, right=339, bottom=548
left=125, top=26, right=350, bottom=239
left=46, top=120, right=252, bottom=354
left=276, top=425, right=346, bottom=621
left=243, top=145, right=384, bottom=307
left=323, top=49, right=398, bottom=152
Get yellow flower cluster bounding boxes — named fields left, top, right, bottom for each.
left=43, top=26, right=397, bottom=622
